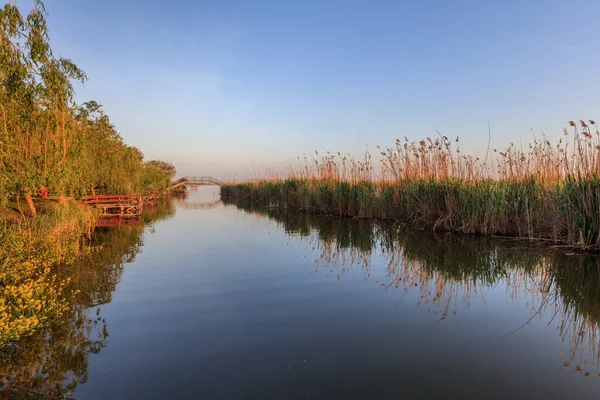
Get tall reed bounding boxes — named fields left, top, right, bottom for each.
left=222, top=121, right=600, bottom=249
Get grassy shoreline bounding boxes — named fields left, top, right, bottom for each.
left=0, top=202, right=99, bottom=346
left=221, top=176, right=600, bottom=250
left=222, top=120, right=600, bottom=251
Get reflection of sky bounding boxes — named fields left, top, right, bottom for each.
left=41, top=0, right=600, bottom=179
left=71, top=190, right=600, bottom=399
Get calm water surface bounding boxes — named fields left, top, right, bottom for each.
left=4, top=187, right=600, bottom=399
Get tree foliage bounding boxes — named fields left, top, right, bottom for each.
left=0, top=1, right=175, bottom=208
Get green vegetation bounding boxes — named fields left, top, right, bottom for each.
left=0, top=1, right=176, bottom=346
left=222, top=122, right=600, bottom=249
left=0, top=1, right=176, bottom=216
left=0, top=203, right=97, bottom=346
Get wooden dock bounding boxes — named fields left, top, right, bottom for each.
left=80, top=194, right=143, bottom=217
left=143, top=190, right=159, bottom=205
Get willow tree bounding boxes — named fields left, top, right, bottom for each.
left=0, top=1, right=86, bottom=215
left=1, top=1, right=176, bottom=215
left=74, top=101, right=146, bottom=195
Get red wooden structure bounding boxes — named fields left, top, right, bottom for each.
left=143, top=190, right=159, bottom=205
left=36, top=187, right=49, bottom=198
left=80, top=194, right=143, bottom=217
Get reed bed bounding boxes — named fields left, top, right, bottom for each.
left=222, top=121, right=600, bottom=249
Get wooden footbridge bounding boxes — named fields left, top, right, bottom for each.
left=170, top=176, right=223, bottom=190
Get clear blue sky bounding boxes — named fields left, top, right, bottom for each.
left=37, top=0, right=600, bottom=179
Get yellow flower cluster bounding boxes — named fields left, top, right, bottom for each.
left=0, top=204, right=97, bottom=346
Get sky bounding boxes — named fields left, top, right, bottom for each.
left=31, top=0, right=600, bottom=179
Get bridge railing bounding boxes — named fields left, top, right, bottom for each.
left=169, top=176, right=224, bottom=189
left=183, top=176, right=224, bottom=185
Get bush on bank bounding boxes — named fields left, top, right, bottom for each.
left=0, top=203, right=97, bottom=346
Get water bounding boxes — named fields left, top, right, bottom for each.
left=4, top=187, right=600, bottom=399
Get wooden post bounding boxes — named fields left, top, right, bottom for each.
left=24, top=193, right=37, bottom=217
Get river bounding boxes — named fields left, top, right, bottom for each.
left=3, top=187, right=600, bottom=399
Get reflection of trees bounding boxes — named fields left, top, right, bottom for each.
left=225, top=199, right=600, bottom=374
left=0, top=198, right=176, bottom=399
left=141, top=196, right=177, bottom=226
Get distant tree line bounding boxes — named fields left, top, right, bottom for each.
left=0, top=1, right=176, bottom=216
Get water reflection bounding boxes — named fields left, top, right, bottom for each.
left=4, top=194, right=600, bottom=399
left=174, top=198, right=221, bottom=210
left=0, top=198, right=176, bottom=399
left=224, top=199, right=600, bottom=375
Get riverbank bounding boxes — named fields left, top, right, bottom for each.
left=0, top=201, right=100, bottom=346
left=221, top=176, right=600, bottom=250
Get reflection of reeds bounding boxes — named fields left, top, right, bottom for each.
left=227, top=201, right=600, bottom=374
left=223, top=122, right=600, bottom=249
